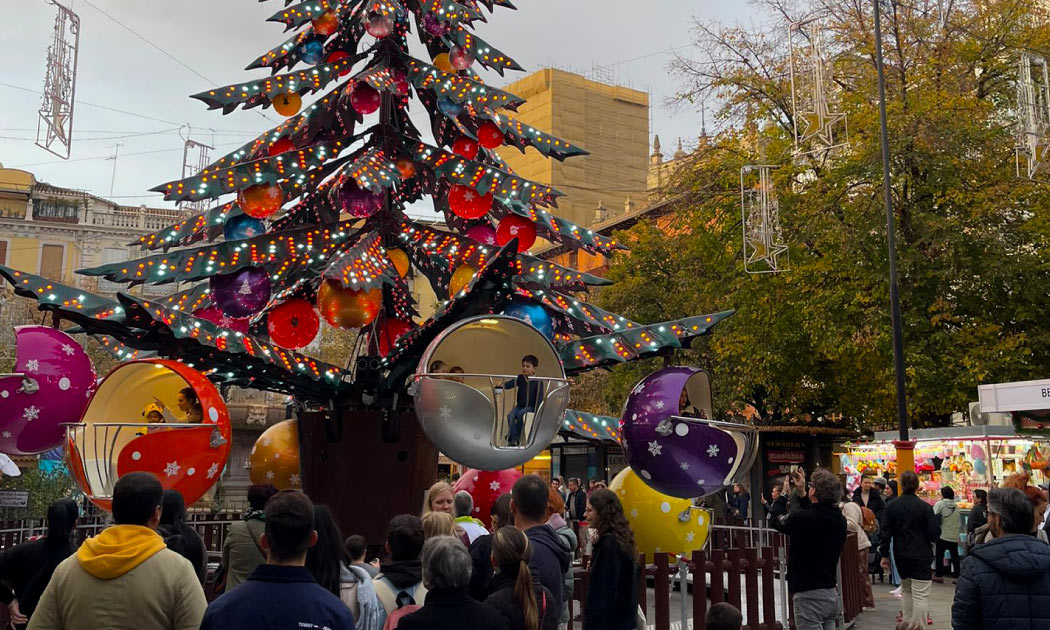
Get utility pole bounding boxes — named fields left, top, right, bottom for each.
left=105, top=143, right=122, bottom=198
left=873, top=0, right=914, bottom=472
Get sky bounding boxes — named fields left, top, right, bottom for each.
left=0, top=0, right=760, bottom=214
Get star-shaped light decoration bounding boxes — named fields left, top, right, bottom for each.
left=648, top=440, right=663, bottom=457
left=164, top=461, right=181, bottom=477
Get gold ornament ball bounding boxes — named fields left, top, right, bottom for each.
left=317, top=279, right=381, bottom=329
left=449, top=264, right=477, bottom=296
left=607, top=467, right=710, bottom=562
left=249, top=419, right=302, bottom=490
left=387, top=248, right=410, bottom=278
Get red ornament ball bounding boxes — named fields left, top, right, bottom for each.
left=451, top=136, right=479, bottom=160
left=237, top=183, right=284, bottom=219
left=496, top=214, right=537, bottom=252
left=452, top=468, right=522, bottom=529
left=325, top=50, right=352, bottom=77
left=267, top=298, right=320, bottom=349
left=350, top=82, right=381, bottom=115
left=312, top=11, right=339, bottom=36
left=448, top=184, right=492, bottom=220
left=395, top=158, right=416, bottom=179
left=448, top=46, right=474, bottom=70
left=376, top=318, right=414, bottom=356
left=477, top=121, right=505, bottom=149
left=267, top=137, right=295, bottom=157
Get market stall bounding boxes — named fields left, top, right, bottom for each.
left=841, top=426, right=1050, bottom=506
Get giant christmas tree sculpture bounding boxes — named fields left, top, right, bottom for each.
left=0, top=0, right=732, bottom=536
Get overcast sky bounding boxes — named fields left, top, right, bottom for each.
left=0, top=0, right=759, bottom=213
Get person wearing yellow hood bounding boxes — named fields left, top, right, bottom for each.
left=27, top=472, right=206, bottom=630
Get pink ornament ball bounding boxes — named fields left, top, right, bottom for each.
left=449, top=46, right=474, bottom=70
left=350, top=82, right=382, bottom=115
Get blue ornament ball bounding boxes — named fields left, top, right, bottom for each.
left=299, top=40, right=326, bottom=65
left=502, top=301, right=554, bottom=339
left=224, top=213, right=266, bottom=241
left=437, top=95, right=463, bottom=118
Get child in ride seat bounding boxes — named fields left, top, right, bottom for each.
left=504, top=355, right=540, bottom=446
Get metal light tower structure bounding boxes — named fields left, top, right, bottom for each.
left=179, top=128, right=214, bottom=214
left=35, top=0, right=80, bottom=160
left=789, top=17, right=848, bottom=157
left=741, top=165, right=789, bottom=274
left=1016, top=53, right=1050, bottom=180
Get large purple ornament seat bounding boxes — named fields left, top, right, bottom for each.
left=620, top=367, right=758, bottom=498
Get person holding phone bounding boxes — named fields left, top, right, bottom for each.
left=768, top=468, right=847, bottom=630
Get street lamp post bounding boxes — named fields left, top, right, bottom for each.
left=873, top=0, right=915, bottom=472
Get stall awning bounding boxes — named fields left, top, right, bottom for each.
left=979, top=379, right=1050, bottom=413
left=870, top=426, right=1021, bottom=442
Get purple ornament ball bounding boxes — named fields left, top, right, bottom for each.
left=338, top=180, right=385, bottom=218
left=210, top=267, right=272, bottom=318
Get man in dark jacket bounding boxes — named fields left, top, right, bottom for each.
left=952, top=487, right=1050, bottom=630
left=512, top=475, right=571, bottom=618
left=852, top=474, right=886, bottom=523
left=879, top=471, right=938, bottom=628
left=769, top=468, right=847, bottom=630
left=201, top=490, right=355, bottom=630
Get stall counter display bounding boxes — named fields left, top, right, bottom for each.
left=844, top=436, right=1050, bottom=505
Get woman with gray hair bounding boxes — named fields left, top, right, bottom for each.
left=396, top=536, right=511, bottom=630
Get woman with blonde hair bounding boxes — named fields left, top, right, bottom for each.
left=423, top=511, right=457, bottom=540
left=484, top=527, right=558, bottom=630
left=424, top=481, right=455, bottom=515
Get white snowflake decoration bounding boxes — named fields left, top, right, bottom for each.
left=439, top=405, right=453, bottom=421
left=1, top=431, right=10, bottom=439
left=707, top=444, right=720, bottom=458
left=680, top=461, right=690, bottom=471
left=265, top=470, right=275, bottom=480
left=25, top=360, right=39, bottom=373
left=261, top=437, right=272, bottom=447
left=61, top=344, right=75, bottom=356
left=22, top=406, right=39, bottom=422
left=630, top=508, right=639, bottom=519
left=489, top=480, right=501, bottom=491
left=654, top=400, right=665, bottom=410
left=207, top=462, right=220, bottom=479
left=685, top=531, right=695, bottom=543
left=289, top=473, right=301, bottom=486
left=648, top=441, right=663, bottom=457
left=164, top=461, right=181, bottom=477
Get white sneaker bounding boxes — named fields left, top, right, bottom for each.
left=890, top=587, right=902, bottom=599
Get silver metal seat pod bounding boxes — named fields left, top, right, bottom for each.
left=412, top=315, right=571, bottom=470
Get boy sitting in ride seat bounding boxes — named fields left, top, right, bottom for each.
left=504, top=355, right=540, bottom=446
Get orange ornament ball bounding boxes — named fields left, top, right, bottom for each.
left=395, top=158, right=417, bottom=179
left=433, top=53, right=454, bottom=73
left=316, top=279, right=381, bottom=329
left=312, top=11, right=340, bottom=36
left=477, top=121, right=505, bottom=149
left=496, top=214, right=537, bottom=252
left=249, top=419, right=301, bottom=490
left=273, top=92, right=302, bottom=117
left=449, top=264, right=478, bottom=296
left=237, top=183, right=284, bottom=219
left=386, top=248, right=410, bottom=277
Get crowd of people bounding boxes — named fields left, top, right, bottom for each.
left=767, top=468, right=1050, bottom=630
left=0, top=470, right=740, bottom=630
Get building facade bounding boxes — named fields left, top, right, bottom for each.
left=496, top=69, right=650, bottom=230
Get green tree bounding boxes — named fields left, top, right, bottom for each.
left=599, top=0, right=1050, bottom=431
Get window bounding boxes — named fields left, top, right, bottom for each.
left=0, top=241, right=7, bottom=266
left=39, top=244, right=64, bottom=280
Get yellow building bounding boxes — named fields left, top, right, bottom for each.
left=497, top=69, right=650, bottom=229
left=0, top=166, right=185, bottom=292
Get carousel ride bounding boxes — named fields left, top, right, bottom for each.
left=0, top=0, right=753, bottom=544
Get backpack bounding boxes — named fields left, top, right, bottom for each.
left=860, top=507, right=877, bottom=533
left=375, top=575, right=424, bottom=630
